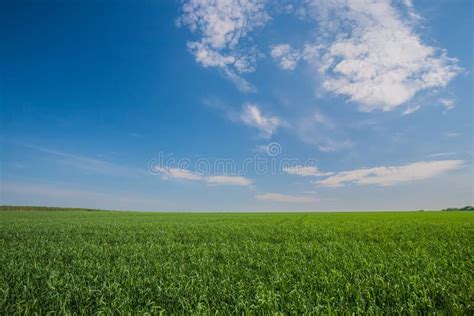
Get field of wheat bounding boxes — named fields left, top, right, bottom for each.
left=1, top=208, right=472, bottom=314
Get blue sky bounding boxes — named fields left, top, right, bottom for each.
left=1, top=0, right=472, bottom=211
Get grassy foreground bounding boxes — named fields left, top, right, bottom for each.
left=1, top=208, right=473, bottom=314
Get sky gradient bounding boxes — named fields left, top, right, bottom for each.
left=1, top=0, right=473, bottom=211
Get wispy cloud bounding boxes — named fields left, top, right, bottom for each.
left=445, top=132, right=460, bottom=138
left=203, top=100, right=282, bottom=138
left=152, top=165, right=252, bottom=187
left=206, top=100, right=347, bottom=152
left=255, top=192, right=319, bottom=203
left=154, top=166, right=202, bottom=181
left=312, top=110, right=335, bottom=129
left=283, top=166, right=332, bottom=177
left=403, top=0, right=422, bottom=21
left=314, top=160, right=464, bottom=187
left=223, top=67, right=257, bottom=93
left=206, top=175, right=252, bottom=186
left=426, top=152, right=456, bottom=158
left=439, top=98, right=455, bottom=111
left=296, top=111, right=352, bottom=152
left=202, top=97, right=239, bottom=121
left=240, top=103, right=281, bottom=138
left=24, top=144, right=144, bottom=177
left=402, top=104, right=420, bottom=116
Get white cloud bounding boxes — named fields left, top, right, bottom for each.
left=240, top=103, right=281, bottom=138
left=203, top=100, right=282, bottom=137
left=179, top=0, right=459, bottom=109
left=178, top=0, right=269, bottom=89
left=402, top=104, right=420, bottom=116
left=153, top=165, right=252, bottom=187
left=403, top=0, right=422, bottom=22
left=315, top=160, right=464, bottom=187
left=154, top=166, right=202, bottom=181
left=206, top=175, right=252, bottom=186
left=270, top=43, right=320, bottom=70
left=440, top=98, right=455, bottom=110
left=276, top=0, right=460, bottom=111
left=255, top=192, right=319, bottom=203
left=317, top=0, right=461, bottom=111
left=426, top=152, right=456, bottom=158
left=271, top=44, right=301, bottom=70
left=283, top=166, right=332, bottom=177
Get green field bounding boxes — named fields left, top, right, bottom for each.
left=1, top=208, right=473, bottom=314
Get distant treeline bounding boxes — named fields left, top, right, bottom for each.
left=441, top=206, right=474, bottom=211
left=0, top=205, right=105, bottom=212
left=2, top=205, right=474, bottom=213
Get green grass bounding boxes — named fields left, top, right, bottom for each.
left=1, top=208, right=473, bottom=314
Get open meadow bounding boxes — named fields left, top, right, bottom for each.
left=1, top=208, right=473, bottom=314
